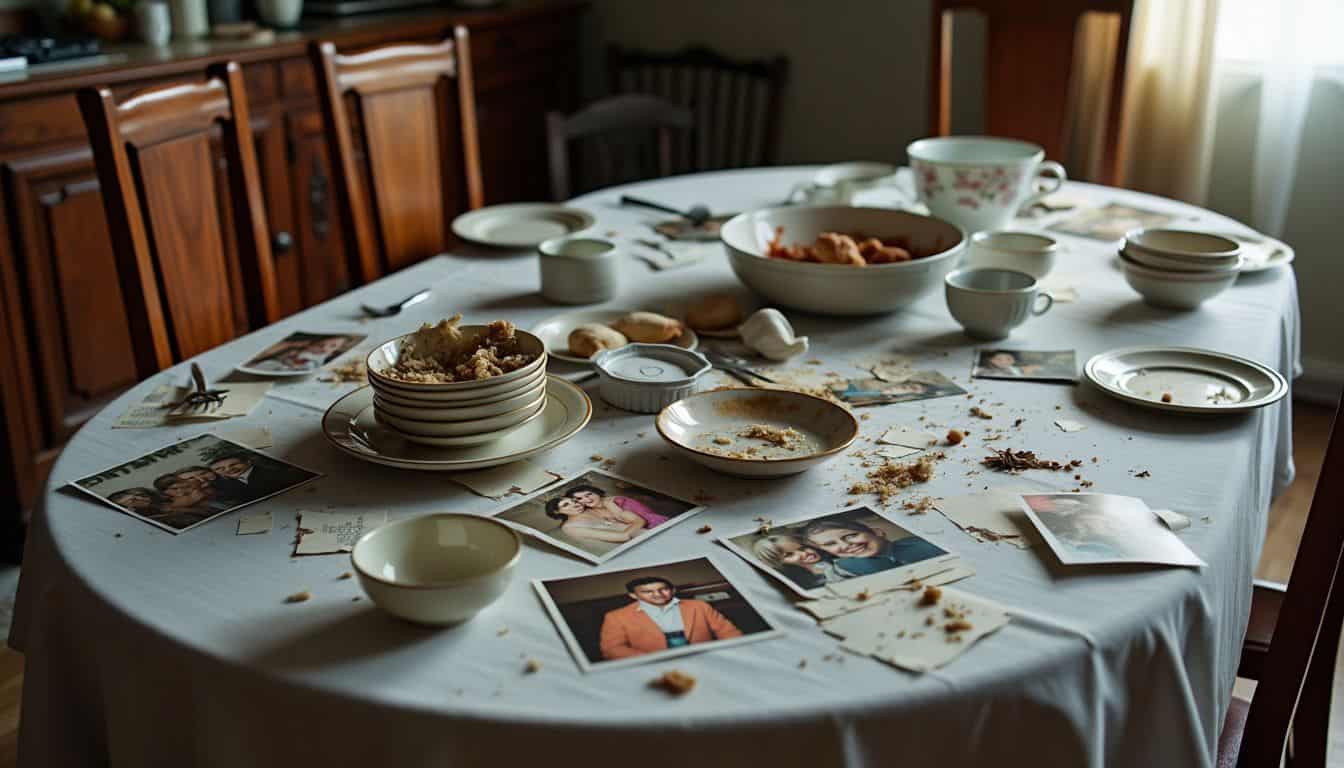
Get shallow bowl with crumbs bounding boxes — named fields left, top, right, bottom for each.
left=365, top=324, right=548, bottom=395
left=719, top=206, right=965, bottom=315
left=351, top=513, right=521, bottom=626
left=656, top=388, right=859, bottom=478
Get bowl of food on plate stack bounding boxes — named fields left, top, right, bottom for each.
left=1118, top=228, right=1243, bottom=310
left=718, top=206, right=966, bottom=315
left=365, top=315, right=548, bottom=446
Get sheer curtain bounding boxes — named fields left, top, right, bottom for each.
left=1107, top=0, right=1340, bottom=238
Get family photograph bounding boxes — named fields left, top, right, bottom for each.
left=73, top=435, right=320, bottom=533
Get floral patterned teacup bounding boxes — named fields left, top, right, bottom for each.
left=906, top=137, right=1066, bottom=234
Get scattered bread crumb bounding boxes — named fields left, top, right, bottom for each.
left=798, top=659, right=808, bottom=669
left=696, top=524, right=713, bottom=534
left=712, top=436, right=733, bottom=445
left=970, top=406, right=992, bottom=420
left=1161, top=393, right=1173, bottom=403
left=854, top=589, right=871, bottom=601
left=337, top=571, right=352, bottom=580
left=497, top=626, right=510, bottom=637
left=919, top=585, right=943, bottom=606
left=946, top=429, right=964, bottom=445
left=524, top=659, right=542, bottom=674
left=284, top=590, right=311, bottom=604
left=649, top=669, right=697, bottom=695
left=945, top=619, right=974, bottom=633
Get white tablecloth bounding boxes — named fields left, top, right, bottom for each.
left=12, top=168, right=1300, bottom=767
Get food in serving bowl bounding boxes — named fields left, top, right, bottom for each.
left=380, top=315, right=538, bottom=384
left=721, top=206, right=966, bottom=315
left=766, top=229, right=943, bottom=266
left=367, top=316, right=546, bottom=393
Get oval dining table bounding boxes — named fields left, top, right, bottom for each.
left=11, top=167, right=1300, bottom=768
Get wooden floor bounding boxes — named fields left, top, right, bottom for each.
left=0, top=402, right=1329, bottom=765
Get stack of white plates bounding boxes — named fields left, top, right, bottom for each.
left=1119, top=229, right=1243, bottom=309
left=365, top=327, right=549, bottom=447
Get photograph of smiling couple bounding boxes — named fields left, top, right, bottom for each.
left=722, top=506, right=954, bottom=598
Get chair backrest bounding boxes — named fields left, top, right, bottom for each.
left=310, top=28, right=484, bottom=287
left=606, top=44, right=787, bottom=173
left=78, top=61, right=279, bottom=380
left=929, top=0, right=1132, bottom=184
left=546, top=94, right=693, bottom=201
left=1240, top=397, right=1344, bottom=767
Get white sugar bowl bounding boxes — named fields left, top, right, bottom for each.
left=591, top=344, right=712, bottom=413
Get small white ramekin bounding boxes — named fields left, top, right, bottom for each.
left=591, top=344, right=712, bottom=413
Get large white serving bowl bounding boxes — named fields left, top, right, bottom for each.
left=720, top=206, right=965, bottom=315
left=375, top=391, right=546, bottom=438
left=1120, top=255, right=1238, bottom=309
left=351, top=513, right=521, bottom=626
left=370, top=355, right=547, bottom=405
left=366, top=325, right=547, bottom=397
left=656, top=388, right=859, bottom=477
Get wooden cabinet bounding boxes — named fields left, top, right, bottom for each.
left=0, top=1, right=583, bottom=543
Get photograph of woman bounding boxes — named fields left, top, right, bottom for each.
left=236, top=332, right=366, bottom=376
left=494, top=469, right=702, bottom=564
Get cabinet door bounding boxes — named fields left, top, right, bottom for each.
left=287, top=109, right=350, bottom=305
left=3, top=149, right=139, bottom=506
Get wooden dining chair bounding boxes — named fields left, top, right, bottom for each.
left=78, top=61, right=280, bottom=380
left=1221, top=396, right=1344, bottom=767
left=310, top=28, right=484, bottom=287
left=606, top=44, right=787, bottom=173
left=929, top=0, right=1133, bottom=185
left=546, top=94, right=693, bottom=201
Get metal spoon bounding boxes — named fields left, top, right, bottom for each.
left=619, top=195, right=711, bottom=227
left=704, top=350, right=776, bottom=384
left=361, top=289, right=431, bottom=318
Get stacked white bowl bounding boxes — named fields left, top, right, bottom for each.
left=1119, top=228, right=1243, bottom=309
left=365, top=327, right=548, bottom=447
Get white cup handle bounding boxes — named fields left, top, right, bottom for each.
left=1020, top=160, right=1067, bottom=212
left=1032, top=292, right=1054, bottom=316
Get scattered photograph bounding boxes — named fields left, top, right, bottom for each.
left=1019, top=493, right=1205, bottom=567
left=832, top=370, right=967, bottom=406
left=492, top=468, right=704, bottom=564
left=70, top=434, right=321, bottom=533
left=972, top=349, right=1077, bottom=382
left=533, top=555, right=783, bottom=672
left=719, top=506, right=961, bottom=599
left=1047, top=202, right=1178, bottom=242
left=236, top=331, right=366, bottom=376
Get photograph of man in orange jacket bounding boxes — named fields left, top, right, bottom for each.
left=599, top=576, right=743, bottom=660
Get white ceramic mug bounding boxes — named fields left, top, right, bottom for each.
left=907, top=137, right=1066, bottom=233
left=966, top=230, right=1060, bottom=279
left=944, top=267, right=1053, bottom=340
left=788, top=162, right=900, bottom=205
left=538, top=237, right=619, bottom=304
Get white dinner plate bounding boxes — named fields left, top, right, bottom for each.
left=531, top=309, right=699, bottom=365
left=1084, top=346, right=1288, bottom=414
left=451, top=204, right=596, bottom=248
left=1216, top=231, right=1295, bottom=273
left=322, top=376, right=591, bottom=470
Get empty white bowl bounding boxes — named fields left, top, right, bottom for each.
left=375, top=392, right=546, bottom=439
left=656, top=389, right=858, bottom=477
left=351, top=513, right=521, bottom=626
left=1125, top=228, right=1241, bottom=262
left=1120, top=256, right=1238, bottom=309
left=966, top=230, right=1059, bottom=279
left=366, top=326, right=547, bottom=398
left=720, top=206, right=965, bottom=315
left=1122, top=246, right=1242, bottom=273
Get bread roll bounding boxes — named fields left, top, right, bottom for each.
left=568, top=324, right=627, bottom=358
left=685, top=294, right=742, bottom=331
left=611, top=311, right=683, bottom=343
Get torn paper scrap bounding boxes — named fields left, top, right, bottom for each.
left=223, top=425, right=273, bottom=449
left=236, top=510, right=273, bottom=535
left=295, top=510, right=386, bottom=555
left=934, top=491, right=1035, bottom=548
left=878, top=426, right=939, bottom=449
left=875, top=445, right=924, bottom=460
left=449, top=460, right=562, bottom=500
left=822, top=586, right=1010, bottom=672
left=1054, top=419, right=1087, bottom=433
left=796, top=564, right=977, bottom=621
left=1154, top=508, right=1191, bottom=532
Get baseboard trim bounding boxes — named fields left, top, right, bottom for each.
left=1297, top=356, right=1344, bottom=406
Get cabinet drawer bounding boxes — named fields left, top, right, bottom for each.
left=0, top=94, right=85, bottom=150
